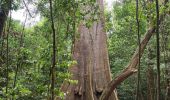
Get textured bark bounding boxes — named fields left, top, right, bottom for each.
left=147, top=46, right=155, bottom=100
left=162, top=18, right=170, bottom=100
left=165, top=66, right=170, bottom=100
left=0, top=9, right=8, bottom=37
left=0, top=1, right=9, bottom=37
left=164, top=36, right=170, bottom=100
left=59, top=0, right=118, bottom=100
left=165, top=64, right=170, bottom=100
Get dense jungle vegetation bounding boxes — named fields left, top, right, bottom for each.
left=0, top=0, right=170, bottom=100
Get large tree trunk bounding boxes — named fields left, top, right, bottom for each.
left=147, top=46, right=156, bottom=100
left=59, top=0, right=118, bottom=100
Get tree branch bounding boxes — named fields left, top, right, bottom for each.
left=100, top=4, right=170, bottom=99
left=100, top=68, right=137, bottom=100
left=100, top=26, right=155, bottom=100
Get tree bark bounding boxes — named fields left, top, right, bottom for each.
left=49, top=0, right=57, bottom=99
left=165, top=65, right=170, bottom=100
left=59, top=0, right=118, bottom=100
left=0, top=10, right=8, bottom=37
left=0, top=1, right=10, bottom=37
left=0, top=10, right=6, bottom=36
left=147, top=46, right=156, bottom=100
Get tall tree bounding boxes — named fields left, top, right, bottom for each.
left=136, top=0, right=141, bottom=99
left=0, top=0, right=10, bottom=37
left=155, top=0, right=160, bottom=99
left=60, top=0, right=118, bottom=100
left=5, top=0, right=12, bottom=98
left=147, top=45, right=156, bottom=100
left=49, top=0, right=57, bottom=100
left=100, top=0, right=170, bottom=99
left=160, top=14, right=170, bottom=100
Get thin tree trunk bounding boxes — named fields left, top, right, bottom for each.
left=0, top=10, right=7, bottom=37
left=59, top=0, right=118, bottom=100
left=155, top=0, right=161, bottom=99
left=100, top=1, right=170, bottom=99
left=147, top=46, right=155, bottom=100
left=12, top=14, right=27, bottom=100
left=100, top=25, right=155, bottom=100
left=49, top=0, right=57, bottom=100
left=136, top=0, right=141, bottom=99
left=165, top=67, right=170, bottom=100
left=0, top=0, right=10, bottom=37
left=5, top=0, right=12, bottom=98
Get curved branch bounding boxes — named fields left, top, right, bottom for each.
left=100, top=26, right=155, bottom=100
left=100, top=69, right=137, bottom=100
left=100, top=3, right=170, bottom=99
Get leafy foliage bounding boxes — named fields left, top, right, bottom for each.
left=0, top=0, right=170, bottom=100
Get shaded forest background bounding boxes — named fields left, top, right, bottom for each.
left=0, top=0, right=170, bottom=100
